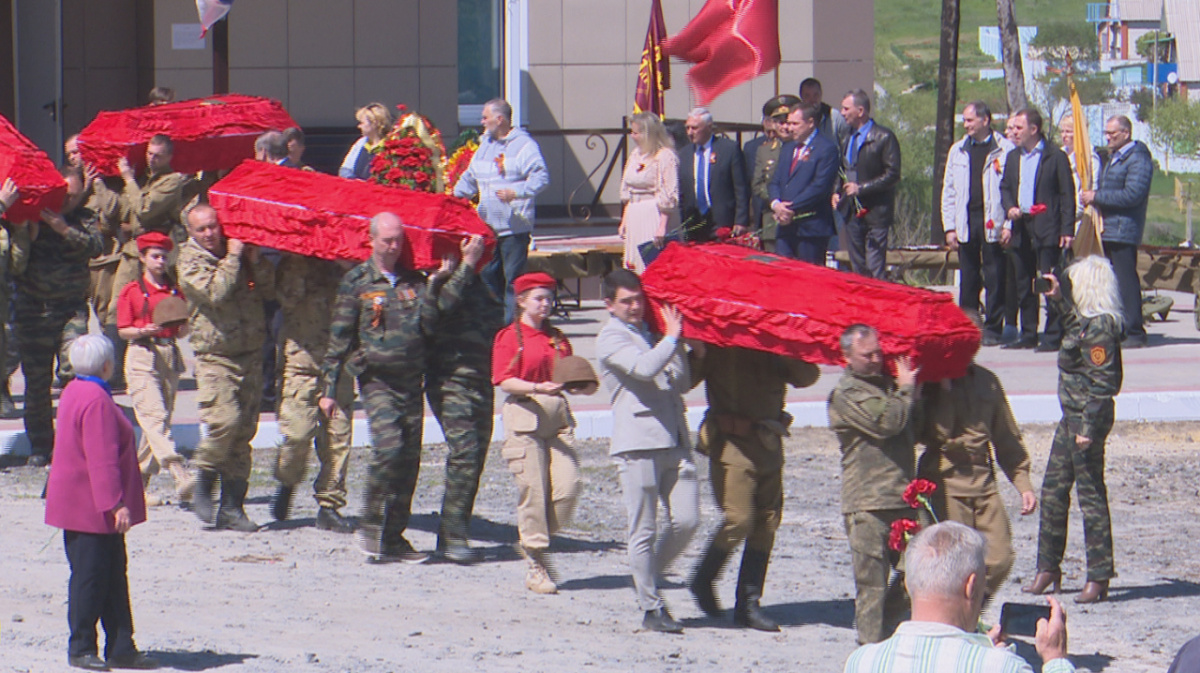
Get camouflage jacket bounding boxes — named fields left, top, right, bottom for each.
left=276, top=254, right=347, bottom=373
left=177, top=238, right=275, bottom=356
left=321, top=258, right=476, bottom=397
left=425, top=275, right=504, bottom=383
left=1055, top=295, right=1123, bottom=439
left=14, top=206, right=104, bottom=303
left=917, top=364, right=1032, bottom=497
left=95, top=169, right=186, bottom=257
left=828, top=368, right=918, bottom=513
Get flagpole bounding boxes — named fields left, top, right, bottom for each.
left=774, top=67, right=780, bottom=97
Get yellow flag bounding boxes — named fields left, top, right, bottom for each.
left=1070, top=77, right=1105, bottom=258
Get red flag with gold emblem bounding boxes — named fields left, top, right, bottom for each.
left=662, top=0, right=780, bottom=107
left=634, top=0, right=671, bottom=116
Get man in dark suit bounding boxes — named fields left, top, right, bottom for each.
left=678, top=108, right=748, bottom=241
left=835, top=90, right=901, bottom=280
left=768, top=104, right=840, bottom=264
left=999, top=108, right=1076, bottom=351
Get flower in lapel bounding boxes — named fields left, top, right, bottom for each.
left=494, top=154, right=506, bottom=175
left=709, top=152, right=717, bottom=165
left=993, top=158, right=1002, bottom=174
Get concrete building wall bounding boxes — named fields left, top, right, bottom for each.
left=525, top=0, right=874, bottom=210
left=152, top=0, right=459, bottom=131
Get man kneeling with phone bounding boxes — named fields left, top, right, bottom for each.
left=844, top=521, right=1074, bottom=673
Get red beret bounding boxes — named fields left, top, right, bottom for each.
left=136, top=232, right=174, bottom=253
left=513, top=272, right=557, bottom=296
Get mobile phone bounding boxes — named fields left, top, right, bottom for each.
left=1000, top=602, right=1051, bottom=637
left=1033, top=277, right=1052, bottom=294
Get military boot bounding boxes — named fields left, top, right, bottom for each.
left=215, top=479, right=259, bottom=532
left=733, top=548, right=780, bottom=632
left=689, top=539, right=734, bottom=617
left=191, top=468, right=219, bottom=525
left=270, top=483, right=294, bottom=522
left=0, top=382, right=17, bottom=419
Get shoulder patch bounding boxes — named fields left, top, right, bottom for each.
left=1089, top=345, right=1108, bottom=366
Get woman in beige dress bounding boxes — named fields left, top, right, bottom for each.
left=619, top=112, right=680, bottom=273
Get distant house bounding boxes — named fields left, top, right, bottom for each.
left=1089, top=0, right=1197, bottom=99
left=1161, top=0, right=1199, bottom=99
left=1089, top=0, right=1164, bottom=63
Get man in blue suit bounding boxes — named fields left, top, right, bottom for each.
left=767, top=104, right=840, bottom=265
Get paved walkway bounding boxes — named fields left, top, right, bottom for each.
left=2, top=276, right=1198, bottom=459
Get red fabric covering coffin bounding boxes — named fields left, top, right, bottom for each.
left=0, top=115, right=67, bottom=222
left=208, top=160, right=495, bottom=270
left=77, top=94, right=298, bottom=175
left=640, top=243, right=980, bottom=382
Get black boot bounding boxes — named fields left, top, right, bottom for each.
left=215, top=479, right=259, bottom=532
left=191, top=469, right=219, bottom=525
left=0, top=381, right=17, bottom=419
left=689, top=540, right=734, bottom=617
left=270, top=484, right=293, bottom=522
left=733, top=548, right=780, bottom=632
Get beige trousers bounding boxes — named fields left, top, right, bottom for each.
left=501, top=394, right=582, bottom=550
left=944, top=492, right=1015, bottom=596
left=126, top=341, right=182, bottom=478
left=274, top=368, right=355, bottom=510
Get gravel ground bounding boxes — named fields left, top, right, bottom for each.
left=2, top=420, right=1198, bottom=672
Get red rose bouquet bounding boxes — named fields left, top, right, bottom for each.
left=371, top=105, right=445, bottom=193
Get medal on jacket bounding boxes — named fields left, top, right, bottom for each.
left=361, top=291, right=387, bottom=327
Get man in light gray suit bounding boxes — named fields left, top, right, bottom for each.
left=595, top=269, right=700, bottom=635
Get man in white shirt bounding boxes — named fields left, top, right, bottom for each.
left=844, top=521, right=1074, bottom=673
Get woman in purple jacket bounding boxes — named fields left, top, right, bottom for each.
left=45, top=334, right=158, bottom=671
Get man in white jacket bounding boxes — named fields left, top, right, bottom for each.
left=595, top=269, right=699, bottom=634
left=941, top=102, right=1014, bottom=346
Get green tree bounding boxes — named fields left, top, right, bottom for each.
left=1148, top=97, right=1200, bottom=172
left=1135, top=31, right=1172, bottom=63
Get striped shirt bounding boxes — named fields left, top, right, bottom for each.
left=844, top=622, right=1076, bottom=673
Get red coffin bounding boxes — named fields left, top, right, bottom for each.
left=77, top=94, right=298, bottom=176
left=0, top=114, right=67, bottom=222
left=208, top=160, right=495, bottom=270
left=640, top=243, right=980, bottom=382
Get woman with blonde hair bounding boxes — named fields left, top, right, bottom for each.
left=491, top=272, right=589, bottom=595
left=1025, top=254, right=1123, bottom=604
left=619, top=112, right=679, bottom=273
left=338, top=102, right=395, bottom=180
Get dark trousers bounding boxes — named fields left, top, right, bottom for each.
left=958, top=234, right=1007, bottom=337
left=481, top=232, right=530, bottom=324
left=1010, top=239, right=1063, bottom=343
left=775, top=226, right=829, bottom=266
left=845, top=217, right=889, bottom=280
left=16, top=297, right=88, bottom=457
left=64, top=531, right=137, bottom=660
left=1104, top=242, right=1144, bottom=339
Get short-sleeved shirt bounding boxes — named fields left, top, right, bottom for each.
left=116, top=276, right=182, bottom=339
left=491, top=322, right=573, bottom=385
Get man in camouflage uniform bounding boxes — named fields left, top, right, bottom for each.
left=828, top=324, right=920, bottom=644
left=425, top=273, right=504, bottom=563
left=749, top=96, right=800, bottom=253
left=1028, top=257, right=1123, bottom=604
left=918, top=358, right=1037, bottom=597
left=65, top=135, right=124, bottom=331
left=269, top=253, right=357, bottom=533
left=320, top=212, right=484, bottom=563
left=14, top=168, right=103, bottom=466
left=93, top=134, right=186, bottom=387
left=178, top=204, right=275, bottom=532
left=689, top=345, right=820, bottom=631
left=0, top=179, right=29, bottom=429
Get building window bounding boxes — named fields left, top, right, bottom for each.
left=458, top=0, right=503, bottom=126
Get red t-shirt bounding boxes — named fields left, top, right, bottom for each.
left=491, top=322, right=573, bottom=385
left=116, top=277, right=183, bottom=339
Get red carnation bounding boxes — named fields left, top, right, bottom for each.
left=903, top=478, right=938, bottom=509
left=714, top=227, right=733, bottom=241
left=856, top=208, right=869, bottom=219
left=888, top=519, right=921, bottom=552
left=1028, top=204, right=1048, bottom=216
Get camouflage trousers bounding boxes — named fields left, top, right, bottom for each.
left=15, top=296, right=88, bottom=457
left=426, top=366, right=494, bottom=545
left=360, top=370, right=425, bottom=539
left=1037, top=407, right=1116, bottom=582
left=193, top=351, right=263, bottom=481
left=843, top=508, right=911, bottom=645
left=274, top=367, right=355, bottom=511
